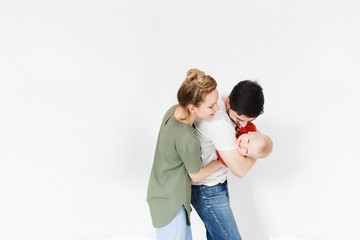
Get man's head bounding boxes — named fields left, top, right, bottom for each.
left=228, top=80, right=264, bottom=127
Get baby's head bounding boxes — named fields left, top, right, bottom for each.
left=237, top=131, right=273, bottom=159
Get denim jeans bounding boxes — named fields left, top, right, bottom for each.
left=191, top=180, right=242, bottom=240
left=156, top=205, right=192, bottom=240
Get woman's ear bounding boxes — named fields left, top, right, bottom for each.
left=187, top=104, right=195, bottom=113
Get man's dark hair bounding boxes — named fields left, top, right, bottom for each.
left=229, top=80, right=264, bottom=118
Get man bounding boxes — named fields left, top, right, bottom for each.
left=192, top=80, right=265, bottom=240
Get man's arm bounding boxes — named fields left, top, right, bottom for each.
left=218, top=149, right=257, bottom=178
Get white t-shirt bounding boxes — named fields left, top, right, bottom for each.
left=193, top=97, right=237, bottom=186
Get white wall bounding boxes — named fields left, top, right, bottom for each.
left=1, top=0, right=359, bottom=239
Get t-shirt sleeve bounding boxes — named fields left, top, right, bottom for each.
left=177, top=138, right=202, bottom=174
left=203, top=119, right=237, bottom=151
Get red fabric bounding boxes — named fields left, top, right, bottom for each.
left=236, top=122, right=257, bottom=137
left=217, top=122, right=257, bottom=167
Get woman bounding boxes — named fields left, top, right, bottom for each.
left=147, top=69, right=222, bottom=240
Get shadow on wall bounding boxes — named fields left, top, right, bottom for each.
left=89, top=237, right=155, bottom=240
left=270, top=236, right=311, bottom=240
left=228, top=121, right=308, bottom=239
left=118, top=116, right=159, bottom=180
left=250, top=120, right=309, bottom=179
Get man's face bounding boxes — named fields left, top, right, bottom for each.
left=228, top=109, right=256, bottom=127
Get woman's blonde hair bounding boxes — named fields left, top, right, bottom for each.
left=177, top=68, right=217, bottom=118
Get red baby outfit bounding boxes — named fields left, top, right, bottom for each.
left=216, top=122, right=257, bottom=167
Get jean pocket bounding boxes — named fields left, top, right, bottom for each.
left=202, top=185, right=229, bottom=207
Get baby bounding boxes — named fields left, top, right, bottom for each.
left=217, top=122, right=273, bottom=167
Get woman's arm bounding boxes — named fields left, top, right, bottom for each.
left=188, top=160, right=222, bottom=183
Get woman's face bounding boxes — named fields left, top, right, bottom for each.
left=194, top=89, right=220, bottom=120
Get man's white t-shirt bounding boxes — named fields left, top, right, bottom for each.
left=193, top=97, right=237, bottom=186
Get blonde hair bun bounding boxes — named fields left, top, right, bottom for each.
left=177, top=68, right=217, bottom=116
left=186, top=69, right=205, bottom=83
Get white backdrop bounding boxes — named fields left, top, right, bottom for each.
left=1, top=1, right=360, bottom=240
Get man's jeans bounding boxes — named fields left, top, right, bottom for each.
left=191, top=180, right=242, bottom=240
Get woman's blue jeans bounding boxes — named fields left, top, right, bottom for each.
left=156, top=205, right=192, bottom=240
left=191, top=180, right=242, bottom=240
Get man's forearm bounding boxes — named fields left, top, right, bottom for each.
left=228, top=157, right=257, bottom=178
left=218, top=149, right=257, bottom=178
